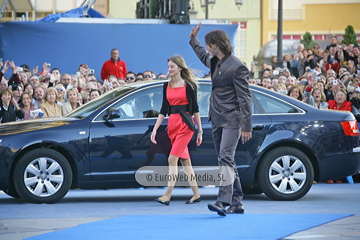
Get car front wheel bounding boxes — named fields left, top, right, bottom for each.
left=258, top=147, right=314, bottom=201
left=13, top=149, right=72, bottom=204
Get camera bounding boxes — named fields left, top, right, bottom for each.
left=89, top=69, right=95, bottom=74
left=356, top=86, right=360, bottom=93
left=333, top=79, right=338, bottom=86
left=11, top=83, right=19, bottom=91
left=47, top=63, right=51, bottom=68
left=107, top=83, right=112, bottom=87
left=315, top=77, right=320, bottom=81
left=17, top=67, right=23, bottom=72
left=253, top=62, right=258, bottom=65
left=273, top=70, right=279, bottom=75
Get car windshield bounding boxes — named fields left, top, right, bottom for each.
left=66, top=86, right=135, bottom=119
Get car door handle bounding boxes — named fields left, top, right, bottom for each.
left=252, top=125, right=265, bottom=131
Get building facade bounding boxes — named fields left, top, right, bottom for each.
left=261, top=0, right=360, bottom=45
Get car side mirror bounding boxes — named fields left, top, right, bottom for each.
left=103, top=108, right=120, bottom=121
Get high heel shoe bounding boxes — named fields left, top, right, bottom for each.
left=154, top=198, right=170, bottom=206
left=185, top=197, right=201, bottom=204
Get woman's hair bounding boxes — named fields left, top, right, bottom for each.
left=167, top=55, right=198, bottom=90
left=44, top=87, right=58, bottom=101
left=283, top=54, right=291, bottom=61
left=275, top=83, right=286, bottom=91
left=66, top=87, right=79, bottom=99
left=311, top=88, right=326, bottom=102
left=204, top=29, right=233, bottom=56
left=20, top=92, right=35, bottom=108
left=0, top=87, right=13, bottom=98
left=287, top=85, right=303, bottom=100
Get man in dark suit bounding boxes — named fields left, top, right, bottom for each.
left=189, top=23, right=252, bottom=216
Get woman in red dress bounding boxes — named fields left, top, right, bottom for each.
left=151, top=55, right=203, bottom=205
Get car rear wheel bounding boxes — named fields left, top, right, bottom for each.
left=13, top=149, right=72, bottom=204
left=258, top=147, right=314, bottom=201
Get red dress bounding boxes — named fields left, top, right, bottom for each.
left=166, top=84, right=194, bottom=159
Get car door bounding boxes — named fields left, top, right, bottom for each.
left=187, top=83, right=272, bottom=176
left=88, top=85, right=169, bottom=182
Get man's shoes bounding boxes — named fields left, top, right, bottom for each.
left=185, top=197, right=201, bottom=204
left=154, top=198, right=170, bottom=206
left=227, top=205, right=245, bottom=214
left=207, top=201, right=227, bottom=216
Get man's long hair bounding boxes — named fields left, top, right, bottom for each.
left=205, top=30, right=233, bottom=56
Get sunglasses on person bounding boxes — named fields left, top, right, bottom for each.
left=126, top=77, right=135, bottom=80
left=56, top=88, right=64, bottom=92
left=143, top=75, right=152, bottom=78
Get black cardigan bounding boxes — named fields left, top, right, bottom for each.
left=160, top=82, right=199, bottom=116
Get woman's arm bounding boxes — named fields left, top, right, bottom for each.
left=193, top=112, right=203, bottom=146
left=150, top=114, right=165, bottom=144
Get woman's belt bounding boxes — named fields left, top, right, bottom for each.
left=169, top=105, right=195, bottom=131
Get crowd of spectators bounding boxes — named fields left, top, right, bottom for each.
left=0, top=57, right=168, bottom=123
left=250, top=38, right=360, bottom=119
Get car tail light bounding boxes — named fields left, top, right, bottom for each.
left=341, top=121, right=359, bottom=136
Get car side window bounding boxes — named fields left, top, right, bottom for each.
left=98, top=86, right=163, bottom=120
left=197, top=84, right=211, bottom=116
left=253, top=91, right=299, bottom=114
left=197, top=84, right=258, bottom=115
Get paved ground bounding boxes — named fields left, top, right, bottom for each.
left=0, top=183, right=359, bottom=240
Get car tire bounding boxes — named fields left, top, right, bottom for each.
left=242, top=186, right=263, bottom=195
left=13, top=149, right=72, bottom=204
left=4, top=186, right=21, bottom=198
left=258, top=147, right=314, bottom=201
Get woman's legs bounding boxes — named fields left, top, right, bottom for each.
left=158, top=155, right=179, bottom=201
left=180, top=158, right=201, bottom=201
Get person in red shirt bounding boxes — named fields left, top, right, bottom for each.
left=101, top=48, right=127, bottom=81
left=327, top=89, right=352, bottom=112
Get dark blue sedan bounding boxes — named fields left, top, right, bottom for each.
left=0, top=80, right=359, bottom=203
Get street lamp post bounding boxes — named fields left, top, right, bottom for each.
left=205, top=0, right=209, bottom=19
left=277, top=0, right=283, bottom=68
left=201, top=0, right=215, bottom=19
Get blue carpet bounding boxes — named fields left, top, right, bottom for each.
left=27, top=214, right=352, bottom=240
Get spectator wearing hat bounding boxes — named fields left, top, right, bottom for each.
left=101, top=48, right=127, bottom=81
left=20, top=64, right=30, bottom=71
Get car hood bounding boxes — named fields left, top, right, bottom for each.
left=0, top=117, right=76, bottom=136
